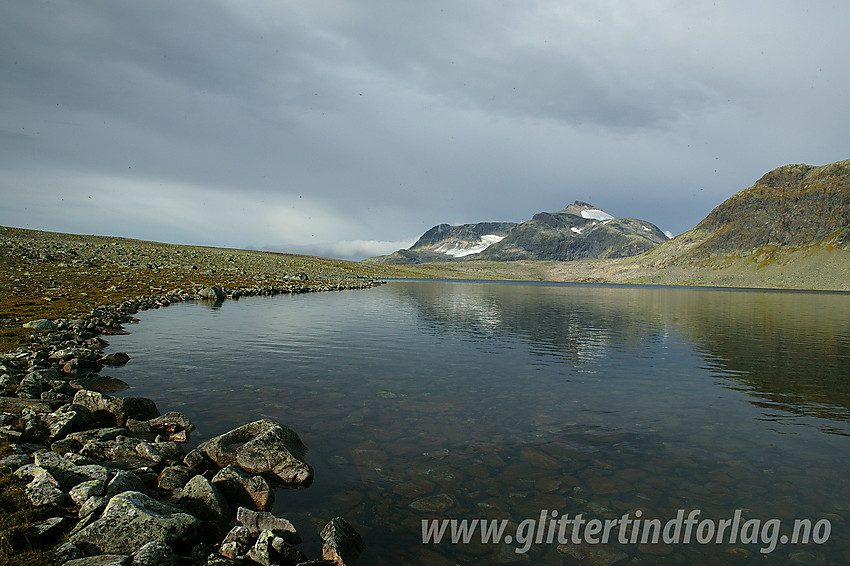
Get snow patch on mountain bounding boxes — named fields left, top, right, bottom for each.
left=436, top=234, right=506, bottom=257
left=580, top=209, right=614, bottom=221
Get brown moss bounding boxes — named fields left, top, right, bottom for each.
left=0, top=474, right=55, bottom=566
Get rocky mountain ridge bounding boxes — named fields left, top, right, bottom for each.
left=366, top=201, right=668, bottom=264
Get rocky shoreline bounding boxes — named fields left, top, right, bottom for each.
left=1, top=282, right=383, bottom=566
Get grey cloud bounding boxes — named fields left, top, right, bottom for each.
left=1, top=1, right=849, bottom=259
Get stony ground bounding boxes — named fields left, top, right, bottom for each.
left=0, top=226, right=459, bottom=352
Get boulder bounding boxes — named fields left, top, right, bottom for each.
left=128, top=412, right=195, bottom=443
left=198, top=286, right=226, bottom=300
left=70, top=491, right=202, bottom=555
left=54, top=541, right=83, bottom=563
left=176, top=475, right=231, bottom=524
left=24, top=467, right=66, bottom=507
left=211, top=465, right=274, bottom=511
left=73, top=389, right=160, bottom=426
left=69, top=478, right=106, bottom=506
left=105, top=470, right=146, bottom=497
left=236, top=507, right=300, bottom=545
left=135, top=440, right=184, bottom=464
left=23, top=319, right=58, bottom=330
left=132, top=541, right=177, bottom=566
left=185, top=419, right=312, bottom=488
left=98, top=352, right=131, bottom=366
left=16, top=371, right=50, bottom=399
left=157, top=465, right=194, bottom=492
left=219, top=526, right=253, bottom=559
left=321, top=517, right=365, bottom=566
left=246, top=530, right=276, bottom=566
left=41, top=403, right=96, bottom=440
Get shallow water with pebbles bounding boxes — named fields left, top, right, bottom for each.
left=104, top=280, right=850, bottom=564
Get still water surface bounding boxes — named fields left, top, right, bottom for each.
left=105, top=280, right=850, bottom=565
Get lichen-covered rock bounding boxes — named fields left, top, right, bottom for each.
left=321, top=517, right=365, bottom=566
left=72, top=389, right=160, bottom=426
left=128, top=412, right=196, bottom=443
left=70, top=491, right=202, bottom=555
left=105, top=470, right=146, bottom=497
left=16, top=371, right=51, bottom=399
left=218, top=526, right=253, bottom=559
left=236, top=507, right=300, bottom=545
left=211, top=465, right=274, bottom=511
left=24, top=467, right=66, bottom=507
left=54, top=541, right=83, bottom=562
left=79, top=495, right=109, bottom=519
left=23, top=319, right=58, bottom=330
left=41, top=403, right=96, bottom=440
left=70, top=478, right=106, bottom=506
left=136, top=440, right=184, bottom=464
left=132, top=541, right=177, bottom=566
left=198, top=286, right=226, bottom=300
left=157, top=465, right=194, bottom=492
left=98, top=352, right=131, bottom=366
left=176, top=475, right=231, bottom=524
left=185, top=419, right=313, bottom=488
left=244, top=530, right=306, bottom=566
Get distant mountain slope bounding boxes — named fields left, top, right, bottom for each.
left=641, top=159, right=850, bottom=270
left=371, top=159, right=850, bottom=290
left=366, top=221, right=517, bottom=265
left=365, top=202, right=668, bottom=264
left=478, top=201, right=668, bottom=261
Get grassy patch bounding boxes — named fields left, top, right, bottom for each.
left=0, top=441, right=55, bottom=566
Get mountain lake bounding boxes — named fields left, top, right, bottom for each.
left=103, top=280, right=850, bottom=565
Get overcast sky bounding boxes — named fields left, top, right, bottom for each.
left=2, top=1, right=848, bottom=259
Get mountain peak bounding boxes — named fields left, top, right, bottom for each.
left=558, top=201, right=614, bottom=221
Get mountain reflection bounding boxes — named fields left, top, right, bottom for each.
left=391, top=281, right=850, bottom=429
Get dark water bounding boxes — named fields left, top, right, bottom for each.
left=105, top=281, right=850, bottom=565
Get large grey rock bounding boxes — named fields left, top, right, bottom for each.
left=246, top=530, right=276, bottom=566
left=70, top=491, right=202, bottom=555
left=157, top=465, right=194, bottom=492
left=135, top=440, right=184, bottom=464
left=132, top=541, right=177, bottom=566
left=128, top=412, right=196, bottom=443
left=185, top=419, right=313, bottom=488
left=54, top=541, right=83, bottom=562
left=211, top=465, right=274, bottom=511
left=218, top=526, right=253, bottom=559
left=41, top=403, right=96, bottom=440
left=70, top=478, right=106, bottom=506
left=23, top=319, right=58, bottom=330
left=16, top=371, right=50, bottom=399
left=105, top=470, right=146, bottom=497
left=72, top=389, right=160, bottom=426
left=198, top=286, right=226, bottom=300
left=321, top=517, right=365, bottom=566
left=176, top=475, right=231, bottom=523
left=236, top=507, right=300, bottom=545
left=24, top=467, right=66, bottom=507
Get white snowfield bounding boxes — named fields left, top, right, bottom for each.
left=570, top=226, right=583, bottom=234
left=436, top=234, right=506, bottom=257
left=580, top=208, right=614, bottom=221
